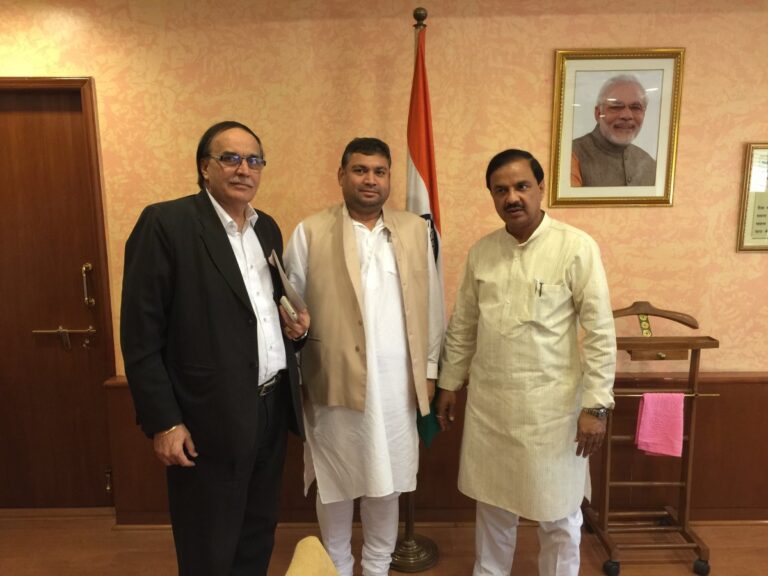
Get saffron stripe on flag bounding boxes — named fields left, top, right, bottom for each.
left=406, top=26, right=440, bottom=235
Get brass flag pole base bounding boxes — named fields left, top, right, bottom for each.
left=391, top=533, right=438, bottom=572
left=390, top=491, right=438, bottom=572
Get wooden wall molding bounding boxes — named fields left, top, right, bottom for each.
left=105, top=372, right=768, bottom=524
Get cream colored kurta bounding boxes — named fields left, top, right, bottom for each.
left=285, top=212, right=443, bottom=503
left=439, top=215, right=616, bottom=521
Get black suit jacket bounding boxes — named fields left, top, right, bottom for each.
left=121, top=191, right=304, bottom=462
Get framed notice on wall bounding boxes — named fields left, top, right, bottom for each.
left=738, top=144, right=768, bottom=251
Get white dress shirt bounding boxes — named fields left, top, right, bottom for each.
left=207, top=191, right=287, bottom=386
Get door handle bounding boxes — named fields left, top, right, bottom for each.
left=82, top=262, right=96, bottom=307
left=32, top=325, right=97, bottom=350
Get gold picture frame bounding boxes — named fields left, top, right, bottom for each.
left=737, top=143, right=768, bottom=251
left=549, top=48, right=685, bottom=207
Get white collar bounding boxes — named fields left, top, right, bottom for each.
left=206, top=190, right=258, bottom=233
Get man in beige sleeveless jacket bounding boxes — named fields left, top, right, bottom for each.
left=283, top=138, right=444, bottom=576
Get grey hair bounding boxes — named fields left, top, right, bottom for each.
left=596, top=74, right=648, bottom=109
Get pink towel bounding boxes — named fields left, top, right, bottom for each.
left=635, top=393, right=685, bottom=457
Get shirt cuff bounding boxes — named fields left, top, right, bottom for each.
left=436, top=365, right=467, bottom=391
left=582, top=389, right=615, bottom=410
left=291, top=329, right=309, bottom=342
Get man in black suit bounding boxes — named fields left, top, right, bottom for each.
left=121, top=120, right=309, bottom=576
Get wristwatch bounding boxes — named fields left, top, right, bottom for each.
left=582, top=406, right=609, bottom=420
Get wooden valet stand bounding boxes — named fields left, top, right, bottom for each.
left=584, top=301, right=719, bottom=576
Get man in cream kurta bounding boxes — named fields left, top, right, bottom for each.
left=437, top=149, right=616, bottom=576
left=284, top=138, right=444, bottom=576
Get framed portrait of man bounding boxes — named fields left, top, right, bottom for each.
left=549, top=48, right=685, bottom=207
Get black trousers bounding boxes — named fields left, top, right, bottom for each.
left=167, top=379, right=290, bottom=576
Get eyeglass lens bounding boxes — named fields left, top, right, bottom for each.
left=215, top=154, right=266, bottom=169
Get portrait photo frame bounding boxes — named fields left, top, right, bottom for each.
left=737, top=143, right=768, bottom=251
left=549, top=48, right=685, bottom=207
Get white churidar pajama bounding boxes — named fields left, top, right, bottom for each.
left=474, top=501, right=582, bottom=576
left=315, top=492, right=400, bottom=576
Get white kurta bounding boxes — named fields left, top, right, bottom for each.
left=439, top=215, right=616, bottom=521
left=285, top=214, right=442, bottom=504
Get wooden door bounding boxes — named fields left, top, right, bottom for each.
left=0, top=78, right=114, bottom=507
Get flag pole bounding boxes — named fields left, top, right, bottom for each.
left=390, top=6, right=439, bottom=573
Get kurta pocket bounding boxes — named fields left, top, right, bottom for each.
left=530, top=282, right=573, bottom=326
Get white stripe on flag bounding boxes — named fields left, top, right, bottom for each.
left=406, top=154, right=432, bottom=218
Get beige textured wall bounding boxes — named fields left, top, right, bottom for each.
left=2, top=0, right=766, bottom=374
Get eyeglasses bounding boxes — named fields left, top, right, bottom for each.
left=209, top=153, right=267, bottom=170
